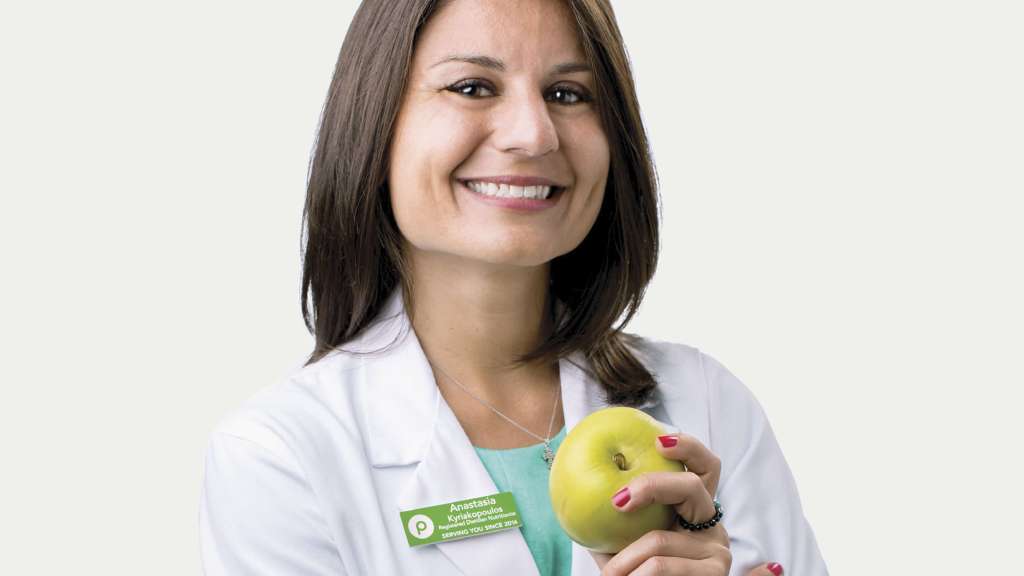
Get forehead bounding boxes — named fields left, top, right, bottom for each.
left=412, top=0, right=584, bottom=71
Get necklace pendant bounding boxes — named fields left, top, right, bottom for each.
left=542, top=442, right=555, bottom=469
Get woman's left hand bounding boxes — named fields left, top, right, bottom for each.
left=589, top=433, right=731, bottom=575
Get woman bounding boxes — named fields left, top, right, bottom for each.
left=200, top=0, right=828, bottom=574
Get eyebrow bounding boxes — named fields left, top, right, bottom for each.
left=429, top=54, right=591, bottom=75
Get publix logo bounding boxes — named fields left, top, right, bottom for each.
left=406, top=514, right=435, bottom=539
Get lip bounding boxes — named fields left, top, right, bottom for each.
left=458, top=175, right=566, bottom=187
left=456, top=180, right=560, bottom=212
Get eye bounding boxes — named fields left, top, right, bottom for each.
left=445, top=79, right=593, bottom=106
left=446, top=79, right=496, bottom=98
left=546, top=84, right=592, bottom=106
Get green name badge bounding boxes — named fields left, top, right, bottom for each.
left=400, top=491, right=523, bottom=547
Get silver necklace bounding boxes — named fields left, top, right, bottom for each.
left=431, top=363, right=561, bottom=469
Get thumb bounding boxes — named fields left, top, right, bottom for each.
left=747, top=562, right=784, bottom=576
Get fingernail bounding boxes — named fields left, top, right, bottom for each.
left=657, top=435, right=678, bottom=448
left=767, top=562, right=784, bottom=575
left=612, top=487, right=631, bottom=508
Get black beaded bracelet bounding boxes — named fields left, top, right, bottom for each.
left=677, top=498, right=723, bottom=531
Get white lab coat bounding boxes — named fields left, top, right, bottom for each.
left=200, top=290, right=828, bottom=575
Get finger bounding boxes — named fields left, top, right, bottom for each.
left=629, top=555, right=731, bottom=576
left=612, top=471, right=717, bottom=528
left=655, top=433, right=722, bottom=497
left=589, top=551, right=612, bottom=569
left=599, top=530, right=721, bottom=576
left=747, top=562, right=785, bottom=576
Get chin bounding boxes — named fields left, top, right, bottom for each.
left=408, top=232, right=579, bottom=270
left=456, top=240, right=565, bottom=269
left=471, top=249, right=555, bottom=269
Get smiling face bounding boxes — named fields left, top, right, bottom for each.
left=387, top=0, right=610, bottom=270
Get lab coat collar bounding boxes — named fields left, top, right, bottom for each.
left=355, top=288, right=658, bottom=575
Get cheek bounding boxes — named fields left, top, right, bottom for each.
left=388, top=113, right=436, bottom=243
left=387, top=105, right=486, bottom=242
left=558, top=111, right=610, bottom=179
left=396, top=108, right=483, bottom=188
left=570, top=120, right=611, bottom=214
left=582, top=121, right=612, bottom=182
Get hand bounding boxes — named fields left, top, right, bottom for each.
left=747, top=563, right=784, bottom=576
left=589, top=432, right=730, bottom=575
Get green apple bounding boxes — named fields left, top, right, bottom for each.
left=549, top=406, right=684, bottom=553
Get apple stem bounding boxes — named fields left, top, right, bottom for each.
left=613, top=453, right=627, bottom=470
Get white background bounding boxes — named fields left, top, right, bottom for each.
left=1, top=1, right=1021, bottom=574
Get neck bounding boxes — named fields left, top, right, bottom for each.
left=405, top=249, right=555, bottom=396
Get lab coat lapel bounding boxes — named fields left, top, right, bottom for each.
left=397, top=395, right=541, bottom=576
left=558, top=352, right=611, bottom=430
left=361, top=290, right=665, bottom=576
left=558, top=352, right=662, bottom=576
left=362, top=290, right=539, bottom=576
left=559, top=354, right=606, bottom=576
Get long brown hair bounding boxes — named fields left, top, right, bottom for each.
left=301, top=0, right=661, bottom=406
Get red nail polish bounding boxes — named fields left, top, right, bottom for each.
left=767, top=562, right=783, bottom=575
left=657, top=435, right=678, bottom=448
left=612, top=487, right=631, bottom=507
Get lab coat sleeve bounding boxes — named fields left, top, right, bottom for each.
left=199, top=430, right=349, bottom=575
left=701, top=352, right=829, bottom=576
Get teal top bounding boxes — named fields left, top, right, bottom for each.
left=473, top=426, right=572, bottom=576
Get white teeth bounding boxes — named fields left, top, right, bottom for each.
left=465, top=181, right=555, bottom=199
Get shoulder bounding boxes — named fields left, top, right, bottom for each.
left=626, top=335, right=769, bottom=443
left=201, top=352, right=364, bottom=574
left=627, top=335, right=702, bottom=379
left=627, top=335, right=750, bottom=401
left=206, top=349, right=370, bottom=472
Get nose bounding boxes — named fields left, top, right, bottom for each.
left=493, top=90, right=559, bottom=157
